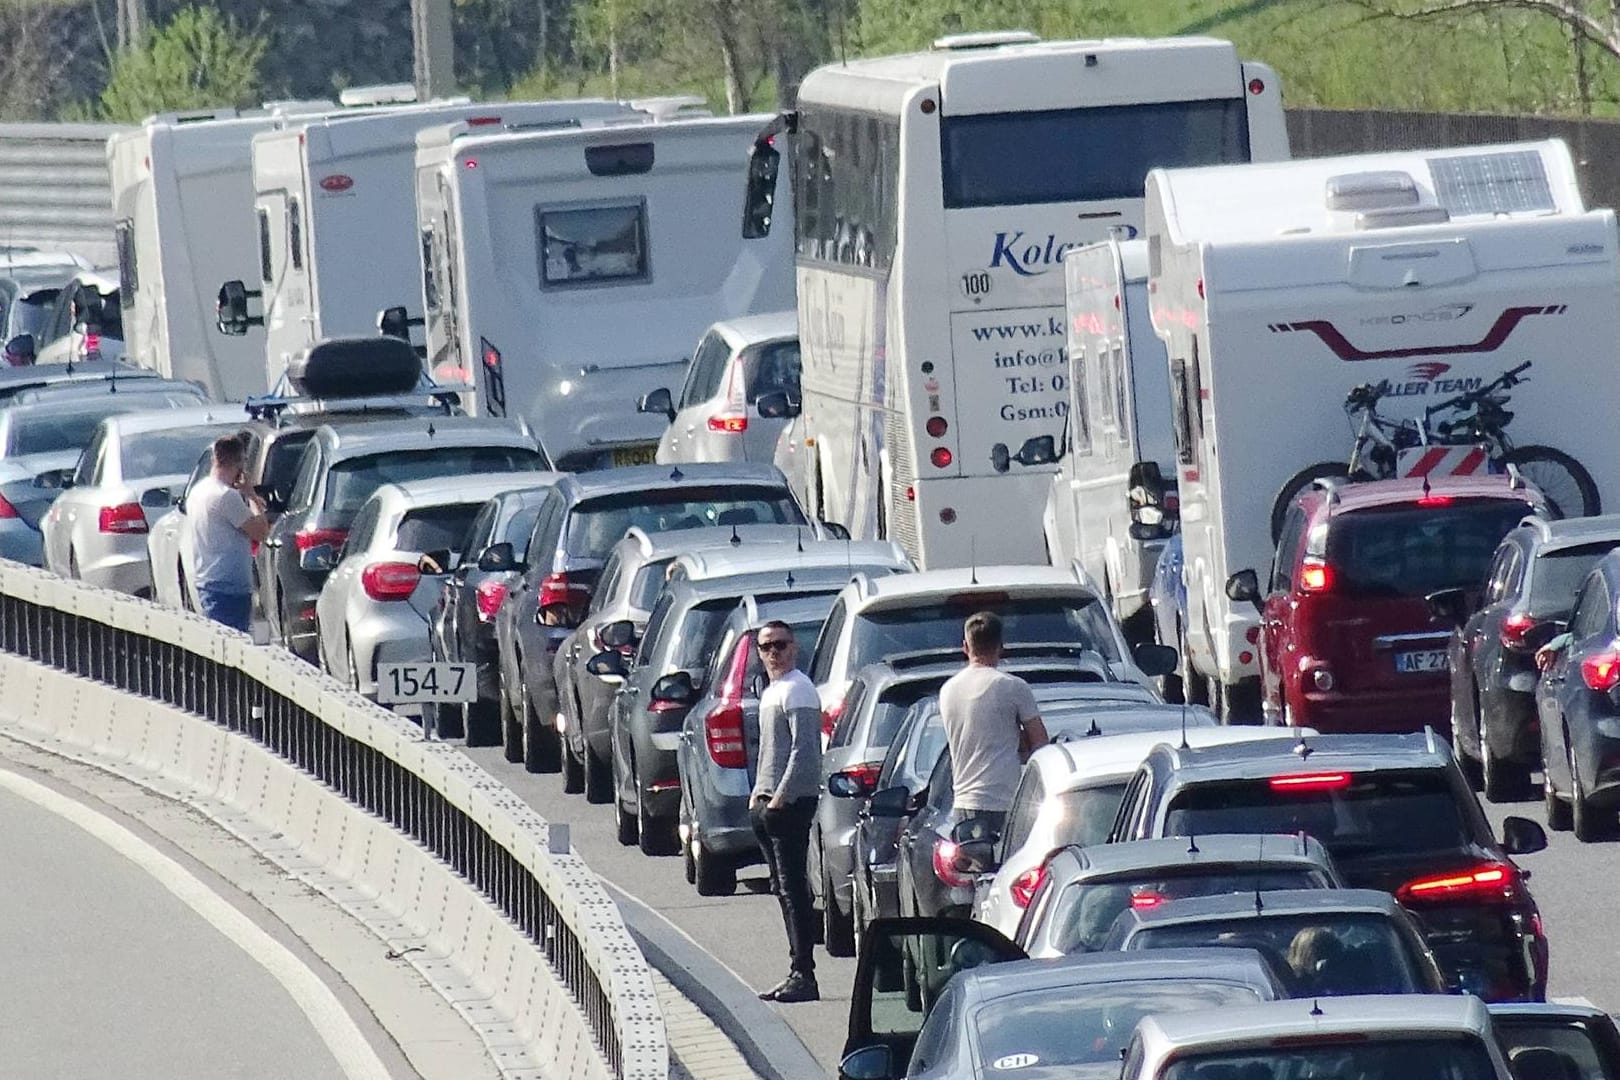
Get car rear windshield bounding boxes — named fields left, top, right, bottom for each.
left=564, top=486, right=803, bottom=559
left=869, top=681, right=949, bottom=750
left=325, top=447, right=543, bottom=515
left=974, top=981, right=1259, bottom=1074
left=260, top=430, right=316, bottom=500
left=9, top=408, right=118, bottom=456
left=744, top=340, right=800, bottom=402
left=396, top=502, right=483, bottom=557
left=628, top=558, right=678, bottom=612
left=121, top=426, right=234, bottom=480
left=849, top=595, right=1120, bottom=672
left=1327, top=501, right=1530, bottom=598
left=1049, top=783, right=1131, bottom=854
left=1532, top=542, right=1620, bottom=610
left=1495, top=1019, right=1620, bottom=1080
left=1049, top=867, right=1327, bottom=954
left=1129, top=911, right=1423, bottom=996
left=1163, top=769, right=1470, bottom=857
left=503, top=503, right=544, bottom=557
left=1162, top=1037, right=1496, bottom=1080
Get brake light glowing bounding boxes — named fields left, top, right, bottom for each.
left=838, top=760, right=883, bottom=795
left=1130, top=891, right=1166, bottom=909
left=82, top=332, right=102, bottom=358
left=707, top=414, right=748, bottom=433
left=294, top=527, right=347, bottom=553
left=705, top=638, right=752, bottom=768
left=925, top=416, right=948, bottom=438
left=1248, top=77, right=1266, bottom=95
left=1417, top=494, right=1455, bottom=507
left=1397, top=863, right=1515, bottom=905
left=1298, top=558, right=1333, bottom=593
left=1581, top=650, right=1620, bottom=692
left=1010, top=864, right=1047, bottom=908
left=463, top=157, right=478, bottom=169
left=98, top=502, right=146, bottom=534
left=466, top=115, right=501, bottom=126
left=361, top=561, right=420, bottom=601
left=481, top=338, right=502, bottom=370
left=932, top=839, right=973, bottom=889
left=1269, top=772, right=1351, bottom=791
left=930, top=447, right=953, bottom=469
left=474, top=579, right=508, bottom=622
left=0, top=493, right=17, bottom=519
left=1500, top=612, right=1539, bottom=652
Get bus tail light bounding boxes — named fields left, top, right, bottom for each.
left=925, top=416, right=948, bottom=437
left=930, top=447, right=953, bottom=469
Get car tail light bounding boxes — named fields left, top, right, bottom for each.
left=836, top=760, right=883, bottom=796
left=295, top=527, right=347, bottom=553
left=704, top=637, right=753, bottom=767
left=474, top=579, right=507, bottom=622
left=98, top=502, right=146, bottom=534
left=1010, top=863, right=1047, bottom=908
left=1500, top=612, right=1539, bottom=651
left=1298, top=557, right=1333, bottom=593
left=821, top=697, right=845, bottom=740
left=539, top=571, right=588, bottom=610
left=1130, top=891, right=1167, bottom=909
left=1269, top=772, right=1351, bottom=791
left=1581, top=650, right=1620, bottom=692
left=481, top=337, right=502, bottom=371
left=0, top=493, right=17, bottom=519
left=82, top=332, right=102, bottom=358
left=1397, top=862, right=1516, bottom=905
left=361, top=561, right=420, bottom=601
left=707, top=414, right=748, bottom=433
left=932, top=839, right=973, bottom=889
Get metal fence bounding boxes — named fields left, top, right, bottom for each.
left=1288, top=107, right=1620, bottom=212
left=0, top=563, right=665, bottom=1080
left=0, top=123, right=126, bottom=266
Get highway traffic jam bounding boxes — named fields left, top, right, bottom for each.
left=8, top=28, right=1620, bottom=1080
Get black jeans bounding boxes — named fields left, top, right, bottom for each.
left=751, top=796, right=818, bottom=977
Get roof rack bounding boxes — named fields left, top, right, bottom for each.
left=244, top=380, right=472, bottom=422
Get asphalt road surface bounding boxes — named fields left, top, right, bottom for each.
left=0, top=774, right=355, bottom=1080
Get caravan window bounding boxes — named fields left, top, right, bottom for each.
left=1069, top=343, right=1093, bottom=457
left=421, top=229, right=439, bottom=312
left=257, top=208, right=274, bottom=283
left=1111, top=342, right=1130, bottom=444
left=115, top=219, right=137, bottom=301
left=537, top=202, right=648, bottom=287
left=288, top=198, right=304, bottom=271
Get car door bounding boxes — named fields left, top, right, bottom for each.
left=844, top=917, right=1025, bottom=1080
left=1539, top=574, right=1606, bottom=794
left=1456, top=543, right=1520, bottom=753
left=1261, top=506, right=1307, bottom=713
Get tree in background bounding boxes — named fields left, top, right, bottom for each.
left=0, top=0, right=79, bottom=119
left=95, top=5, right=267, bottom=121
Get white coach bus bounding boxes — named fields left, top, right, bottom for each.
left=744, top=32, right=1288, bottom=568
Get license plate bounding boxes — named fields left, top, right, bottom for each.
left=612, top=444, right=659, bottom=467
left=1395, top=649, right=1449, bottom=673
left=376, top=662, right=476, bottom=704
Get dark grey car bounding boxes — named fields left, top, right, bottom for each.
left=676, top=592, right=836, bottom=895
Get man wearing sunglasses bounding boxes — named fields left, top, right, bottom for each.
left=750, top=620, right=822, bottom=1003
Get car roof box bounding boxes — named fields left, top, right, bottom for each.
left=288, top=337, right=423, bottom=399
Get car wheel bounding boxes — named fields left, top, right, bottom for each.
left=68, top=549, right=80, bottom=581
left=851, top=879, right=869, bottom=962
left=561, top=734, right=585, bottom=794
left=613, top=750, right=639, bottom=847
left=682, top=808, right=697, bottom=886
left=1481, top=723, right=1531, bottom=803
left=278, top=591, right=296, bottom=653
left=521, top=683, right=561, bottom=774
left=636, top=763, right=678, bottom=856
left=584, top=744, right=613, bottom=804
left=693, top=834, right=736, bottom=896
left=1545, top=767, right=1572, bottom=832
left=345, top=643, right=360, bottom=694
left=822, top=860, right=856, bottom=958
left=463, top=698, right=499, bottom=747
left=1571, top=749, right=1615, bottom=843
left=499, top=690, right=522, bottom=763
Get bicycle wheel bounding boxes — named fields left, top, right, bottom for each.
left=1505, top=446, right=1601, bottom=519
left=1271, top=462, right=1349, bottom=543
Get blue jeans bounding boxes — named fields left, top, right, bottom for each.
left=197, top=587, right=252, bottom=633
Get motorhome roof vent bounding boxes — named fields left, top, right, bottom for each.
left=933, top=30, right=1041, bottom=50
left=339, top=83, right=419, bottom=107
left=1356, top=205, right=1452, bottom=230
left=631, top=95, right=712, bottom=121
left=1325, top=171, right=1420, bottom=212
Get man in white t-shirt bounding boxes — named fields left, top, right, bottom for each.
left=939, top=611, right=1049, bottom=836
left=184, top=434, right=269, bottom=632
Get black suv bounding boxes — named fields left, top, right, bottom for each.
left=1107, top=731, right=1550, bottom=1001
left=1434, top=514, right=1620, bottom=802
left=259, top=416, right=548, bottom=660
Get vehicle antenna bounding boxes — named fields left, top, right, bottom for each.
left=1179, top=703, right=1190, bottom=750
left=1293, top=732, right=1312, bottom=760
left=426, top=422, right=436, bottom=438
left=1086, top=717, right=1101, bottom=737
left=1309, top=1000, right=1323, bottom=1017
left=795, top=526, right=803, bottom=553
left=1421, top=474, right=1431, bottom=501
left=730, top=524, right=742, bottom=546
left=785, top=569, right=795, bottom=588
left=970, top=537, right=978, bottom=586
left=1186, top=832, right=1199, bottom=855
left=670, top=465, right=684, bottom=481
left=845, top=534, right=852, bottom=577
left=1254, top=834, right=1265, bottom=913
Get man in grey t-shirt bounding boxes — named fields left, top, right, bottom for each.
left=184, top=434, right=268, bottom=632
left=939, top=611, right=1049, bottom=836
left=749, top=619, right=822, bottom=1004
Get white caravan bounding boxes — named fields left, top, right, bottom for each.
left=415, top=112, right=794, bottom=470
left=746, top=32, right=1288, bottom=569
left=1146, top=139, right=1620, bottom=715
left=1036, top=237, right=1177, bottom=638
left=243, top=99, right=642, bottom=387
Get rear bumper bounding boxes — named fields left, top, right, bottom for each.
left=1292, top=682, right=1451, bottom=737
left=356, top=618, right=433, bottom=698
left=81, top=546, right=153, bottom=596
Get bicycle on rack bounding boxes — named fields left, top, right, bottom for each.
left=1269, top=360, right=1599, bottom=542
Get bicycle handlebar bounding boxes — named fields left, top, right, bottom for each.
left=1424, top=360, right=1533, bottom=419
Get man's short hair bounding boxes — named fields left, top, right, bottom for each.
left=759, top=619, right=794, bottom=640
left=964, top=611, right=1003, bottom=654
left=212, top=433, right=246, bottom=470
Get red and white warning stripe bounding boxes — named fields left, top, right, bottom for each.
left=1397, top=446, right=1490, bottom=478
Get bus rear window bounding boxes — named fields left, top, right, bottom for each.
left=940, top=99, right=1249, bottom=208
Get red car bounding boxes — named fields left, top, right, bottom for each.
left=1230, top=475, right=1547, bottom=734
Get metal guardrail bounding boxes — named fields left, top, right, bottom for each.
left=0, top=560, right=666, bottom=1080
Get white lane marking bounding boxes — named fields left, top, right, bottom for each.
left=0, top=765, right=394, bottom=1080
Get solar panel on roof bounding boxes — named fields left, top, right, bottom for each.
left=1426, top=150, right=1555, bottom=215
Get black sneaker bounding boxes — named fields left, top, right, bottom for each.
left=757, top=975, right=794, bottom=1001
left=772, top=971, right=820, bottom=1003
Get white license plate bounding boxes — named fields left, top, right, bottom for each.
left=613, top=444, right=659, bottom=467
left=1395, top=649, right=1449, bottom=674
left=376, top=662, right=476, bottom=704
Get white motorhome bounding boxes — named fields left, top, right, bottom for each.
left=415, top=112, right=794, bottom=470
left=1035, top=237, right=1176, bottom=638
left=243, top=98, right=642, bottom=388
left=749, top=32, right=1288, bottom=569
left=1147, top=139, right=1620, bottom=716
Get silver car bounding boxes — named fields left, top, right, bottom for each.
left=34, top=268, right=125, bottom=367
left=0, top=391, right=205, bottom=467
left=0, top=454, right=79, bottom=565
left=40, top=405, right=248, bottom=595
left=644, top=312, right=798, bottom=465
left=316, top=473, right=544, bottom=702
left=146, top=449, right=211, bottom=612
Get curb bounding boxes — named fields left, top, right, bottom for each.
left=605, top=882, right=824, bottom=1080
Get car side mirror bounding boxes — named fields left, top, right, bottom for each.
left=587, top=651, right=629, bottom=680
left=377, top=304, right=423, bottom=341
left=1500, top=815, right=1548, bottom=855
left=1020, top=434, right=1060, bottom=466
left=819, top=520, right=850, bottom=541
left=1424, top=587, right=1472, bottom=629
left=952, top=838, right=1000, bottom=876
left=742, top=133, right=781, bottom=240
left=839, top=1044, right=895, bottom=1080
left=828, top=767, right=880, bottom=799
left=1226, top=568, right=1262, bottom=607
left=215, top=279, right=263, bottom=336
left=478, top=541, right=516, bottom=573
left=139, top=487, right=172, bottom=510
left=418, top=549, right=452, bottom=576
left=1132, top=642, right=1178, bottom=678
left=600, top=619, right=637, bottom=649
left=300, top=543, right=337, bottom=572
left=866, top=785, right=912, bottom=818
left=651, top=670, right=697, bottom=705
left=990, top=442, right=1011, bottom=474
left=637, top=386, right=675, bottom=422
left=755, top=390, right=800, bottom=420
